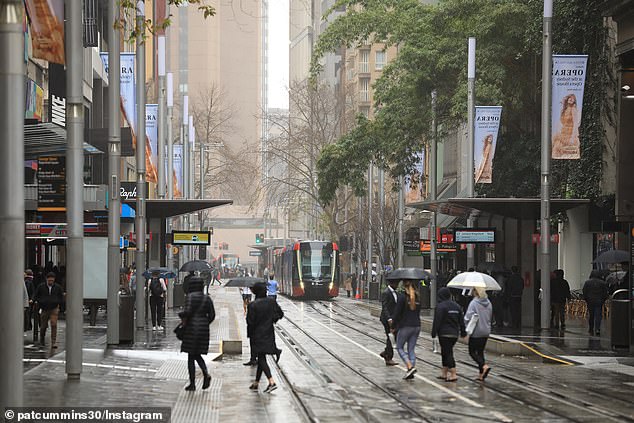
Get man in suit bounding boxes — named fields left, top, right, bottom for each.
left=379, top=279, right=400, bottom=366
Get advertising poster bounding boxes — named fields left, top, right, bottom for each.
left=145, top=104, right=159, bottom=183
left=551, top=55, right=588, bottom=160
left=25, top=79, right=44, bottom=121
left=405, top=151, right=425, bottom=205
left=25, top=0, right=65, bottom=64
left=173, top=144, right=183, bottom=198
left=474, top=106, right=502, bottom=184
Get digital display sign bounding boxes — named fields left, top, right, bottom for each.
left=454, top=228, right=496, bottom=244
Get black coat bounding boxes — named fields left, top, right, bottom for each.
left=380, top=287, right=398, bottom=324
left=551, top=277, right=571, bottom=303
left=583, top=278, right=608, bottom=304
left=33, top=283, right=64, bottom=310
left=179, top=292, right=215, bottom=355
left=431, top=298, right=466, bottom=338
left=247, top=297, right=283, bottom=355
left=391, top=293, right=421, bottom=329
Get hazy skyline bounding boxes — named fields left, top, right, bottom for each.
left=268, top=0, right=289, bottom=109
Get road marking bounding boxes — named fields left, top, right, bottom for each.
left=282, top=298, right=483, bottom=408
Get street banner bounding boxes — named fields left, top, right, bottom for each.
left=48, top=63, right=65, bottom=128
left=25, top=0, right=65, bottom=64
left=405, top=151, right=425, bottom=205
left=25, top=79, right=44, bottom=121
left=474, top=106, right=502, bottom=184
left=146, top=104, right=159, bottom=183
left=173, top=144, right=183, bottom=198
left=551, top=55, right=588, bottom=160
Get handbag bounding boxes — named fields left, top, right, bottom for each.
left=466, top=313, right=479, bottom=336
left=174, top=295, right=207, bottom=340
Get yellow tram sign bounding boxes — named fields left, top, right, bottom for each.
left=172, top=231, right=211, bottom=245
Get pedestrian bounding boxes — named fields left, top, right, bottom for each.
left=344, top=274, right=353, bottom=298
left=33, top=272, right=65, bottom=348
left=179, top=277, right=215, bottom=391
left=147, top=270, right=167, bottom=331
left=24, top=269, right=35, bottom=331
left=267, top=273, right=278, bottom=301
left=431, top=287, right=467, bottom=382
left=550, top=269, right=571, bottom=330
left=182, top=271, right=195, bottom=296
left=506, top=266, right=524, bottom=329
left=242, top=285, right=252, bottom=314
left=23, top=276, right=30, bottom=332
left=389, top=280, right=421, bottom=380
left=247, top=282, right=284, bottom=393
left=582, top=270, right=609, bottom=336
left=379, top=279, right=400, bottom=366
left=465, top=287, right=492, bottom=381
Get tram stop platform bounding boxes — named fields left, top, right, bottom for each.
left=21, top=286, right=304, bottom=423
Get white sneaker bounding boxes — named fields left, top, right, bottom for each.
left=158, top=326, right=164, bottom=331
left=152, top=326, right=157, bottom=331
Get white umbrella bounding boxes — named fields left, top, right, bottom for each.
left=446, top=271, right=501, bottom=291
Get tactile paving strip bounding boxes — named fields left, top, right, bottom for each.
left=171, top=378, right=221, bottom=423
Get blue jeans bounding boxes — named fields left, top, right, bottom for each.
left=588, top=302, right=603, bottom=333
left=396, top=326, right=420, bottom=367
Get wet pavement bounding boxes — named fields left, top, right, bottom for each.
left=21, top=289, right=634, bottom=422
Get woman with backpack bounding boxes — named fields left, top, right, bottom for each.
left=179, top=277, right=215, bottom=391
left=147, top=270, right=167, bottom=331
left=389, top=279, right=421, bottom=380
left=431, top=287, right=467, bottom=382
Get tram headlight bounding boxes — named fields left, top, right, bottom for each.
left=300, top=282, right=304, bottom=290
left=329, top=281, right=333, bottom=290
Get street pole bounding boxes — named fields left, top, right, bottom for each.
left=466, top=37, right=476, bottom=270
left=166, top=72, right=173, bottom=301
left=135, top=1, right=147, bottom=330
left=198, top=142, right=204, bottom=259
left=66, top=0, right=84, bottom=378
left=0, top=0, right=25, bottom=406
left=181, top=96, right=189, bottom=265
left=366, top=164, right=373, bottom=299
left=378, top=167, right=385, bottom=290
left=107, top=0, right=121, bottom=346
left=397, top=175, right=404, bottom=268
left=540, top=0, right=553, bottom=330
left=430, top=90, right=438, bottom=310
left=157, top=35, right=166, bottom=198
left=189, top=115, right=195, bottom=201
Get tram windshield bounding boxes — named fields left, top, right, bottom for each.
left=300, top=243, right=334, bottom=279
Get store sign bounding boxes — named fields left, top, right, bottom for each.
left=48, top=63, right=66, bottom=128
left=120, top=182, right=149, bottom=201
left=37, top=156, right=65, bottom=211
left=172, top=231, right=211, bottom=246
left=249, top=250, right=262, bottom=257
left=454, top=229, right=496, bottom=244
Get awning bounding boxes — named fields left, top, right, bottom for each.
left=408, top=197, right=590, bottom=220
left=125, top=199, right=233, bottom=219
left=25, top=122, right=103, bottom=159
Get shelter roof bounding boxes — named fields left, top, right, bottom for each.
left=125, top=199, right=233, bottom=219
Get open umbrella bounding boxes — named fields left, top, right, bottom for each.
left=142, top=267, right=177, bottom=279
left=180, top=260, right=212, bottom=273
left=446, top=271, right=501, bottom=291
left=386, top=268, right=431, bottom=281
left=224, top=277, right=265, bottom=288
left=593, top=250, right=629, bottom=264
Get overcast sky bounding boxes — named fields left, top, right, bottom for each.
left=268, top=0, right=289, bottom=109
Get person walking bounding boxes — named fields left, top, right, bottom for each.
left=379, top=279, right=400, bottom=366
left=33, top=272, right=65, bottom=348
left=344, top=274, right=353, bottom=298
left=465, top=287, right=493, bottom=381
left=247, top=282, right=284, bottom=393
left=550, top=269, right=571, bottom=330
left=506, top=266, right=524, bottom=329
left=242, top=285, right=252, bottom=314
left=147, top=270, right=167, bottom=331
left=24, top=269, right=35, bottom=332
left=582, top=270, right=609, bottom=336
left=179, top=277, right=215, bottom=391
left=431, top=287, right=467, bottom=382
left=389, top=280, right=421, bottom=380
left=267, top=274, right=278, bottom=301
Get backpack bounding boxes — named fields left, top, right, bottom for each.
left=150, top=277, right=164, bottom=297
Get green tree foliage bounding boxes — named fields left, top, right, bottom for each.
left=314, top=0, right=612, bottom=204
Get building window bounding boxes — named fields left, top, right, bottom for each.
left=359, top=50, right=369, bottom=73
left=375, top=50, right=386, bottom=70
left=360, top=106, right=370, bottom=118
left=360, top=78, right=370, bottom=102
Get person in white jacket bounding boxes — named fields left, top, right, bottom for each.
left=464, top=287, right=492, bottom=381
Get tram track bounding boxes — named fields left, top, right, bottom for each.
left=304, top=299, right=634, bottom=423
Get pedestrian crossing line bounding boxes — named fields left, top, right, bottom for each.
left=282, top=298, right=483, bottom=409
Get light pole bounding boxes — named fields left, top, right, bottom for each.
left=157, top=35, right=166, bottom=199
left=430, top=90, right=438, bottom=310
left=466, top=37, right=476, bottom=270
left=366, top=164, right=373, bottom=299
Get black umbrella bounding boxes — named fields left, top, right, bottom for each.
left=224, top=277, right=265, bottom=288
left=180, top=260, right=212, bottom=273
left=477, top=262, right=505, bottom=274
left=142, top=267, right=177, bottom=279
left=593, top=250, right=629, bottom=264
left=386, top=268, right=431, bottom=281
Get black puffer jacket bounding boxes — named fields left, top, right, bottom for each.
left=583, top=273, right=609, bottom=305
left=431, top=287, right=466, bottom=338
left=179, top=291, right=215, bottom=355
left=247, top=297, right=284, bottom=355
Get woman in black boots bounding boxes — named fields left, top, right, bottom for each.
left=179, top=277, right=215, bottom=391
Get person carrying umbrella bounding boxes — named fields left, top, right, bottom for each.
left=389, top=279, right=421, bottom=380
left=464, top=287, right=492, bottom=381
left=582, top=270, right=609, bottom=336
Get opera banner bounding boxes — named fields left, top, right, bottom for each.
left=25, top=0, right=65, bottom=64
left=145, top=104, right=159, bottom=183
left=474, top=106, right=502, bottom=184
left=100, top=52, right=136, bottom=130
left=405, top=151, right=425, bottom=205
left=551, top=55, right=588, bottom=160
left=173, top=144, right=183, bottom=198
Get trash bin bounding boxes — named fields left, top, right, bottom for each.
left=173, top=283, right=185, bottom=308
left=610, top=289, right=629, bottom=349
left=119, top=293, right=134, bottom=343
left=369, top=281, right=380, bottom=300
left=420, top=284, right=430, bottom=309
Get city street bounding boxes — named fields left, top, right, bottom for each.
left=22, top=286, right=634, bottom=423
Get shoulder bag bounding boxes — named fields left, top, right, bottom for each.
left=465, top=313, right=479, bottom=336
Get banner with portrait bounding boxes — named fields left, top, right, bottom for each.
left=25, top=0, right=65, bottom=64
left=173, top=144, right=183, bottom=198
left=145, top=104, right=159, bottom=183
left=100, top=52, right=136, bottom=131
left=551, top=55, right=588, bottom=160
left=405, top=151, right=425, bottom=205
left=474, top=106, right=502, bottom=184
